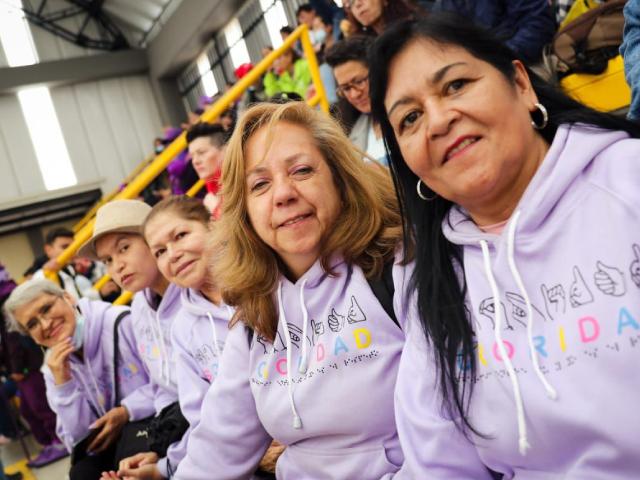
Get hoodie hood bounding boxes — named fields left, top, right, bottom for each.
left=426, top=124, right=640, bottom=476
left=443, top=124, right=629, bottom=245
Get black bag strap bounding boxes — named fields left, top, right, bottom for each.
left=112, top=311, right=130, bottom=406
left=367, top=259, right=399, bottom=329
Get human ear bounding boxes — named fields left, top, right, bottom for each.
left=511, top=60, right=539, bottom=108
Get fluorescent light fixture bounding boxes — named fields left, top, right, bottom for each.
left=0, top=0, right=77, bottom=191
left=0, top=0, right=37, bottom=67
left=260, top=0, right=288, bottom=49
left=224, top=18, right=251, bottom=68
left=17, top=87, right=77, bottom=190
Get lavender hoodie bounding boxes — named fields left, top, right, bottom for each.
left=168, top=289, right=232, bottom=471
left=176, top=255, right=410, bottom=479
left=396, top=124, right=640, bottom=478
left=43, top=299, right=153, bottom=451
left=130, top=283, right=183, bottom=477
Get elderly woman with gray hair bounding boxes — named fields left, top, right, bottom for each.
left=4, top=279, right=154, bottom=479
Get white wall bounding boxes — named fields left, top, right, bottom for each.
left=0, top=1, right=164, bottom=207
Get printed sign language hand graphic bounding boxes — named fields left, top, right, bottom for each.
left=594, top=261, right=626, bottom=297
left=541, top=284, right=566, bottom=320
left=569, top=266, right=594, bottom=307
left=631, top=244, right=640, bottom=288
left=328, top=309, right=345, bottom=333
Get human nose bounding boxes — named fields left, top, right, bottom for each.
left=272, top=176, right=298, bottom=207
left=425, top=98, right=456, bottom=140
left=167, top=243, right=181, bottom=262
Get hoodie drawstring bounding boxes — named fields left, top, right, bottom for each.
left=277, top=282, right=303, bottom=429
left=298, top=279, right=309, bottom=374
left=206, top=312, right=223, bottom=359
left=507, top=211, right=558, bottom=402
left=152, top=311, right=171, bottom=387
left=72, top=363, right=107, bottom=418
left=479, top=240, right=530, bottom=455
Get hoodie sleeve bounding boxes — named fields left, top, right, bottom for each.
left=394, top=318, right=492, bottom=479
left=175, top=322, right=271, bottom=480
left=43, top=367, right=99, bottom=451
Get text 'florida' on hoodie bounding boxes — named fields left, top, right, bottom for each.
left=43, top=299, right=153, bottom=451
left=395, top=124, right=640, bottom=478
left=176, top=254, right=411, bottom=480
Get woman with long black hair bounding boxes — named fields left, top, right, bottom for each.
left=369, top=14, right=640, bottom=478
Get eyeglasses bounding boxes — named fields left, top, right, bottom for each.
left=25, top=296, right=63, bottom=333
left=336, top=75, right=369, bottom=98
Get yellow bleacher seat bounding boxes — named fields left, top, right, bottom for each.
left=560, top=55, right=631, bottom=112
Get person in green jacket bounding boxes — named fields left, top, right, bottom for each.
left=263, top=49, right=312, bottom=99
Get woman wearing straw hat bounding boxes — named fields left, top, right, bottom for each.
left=78, top=200, right=188, bottom=479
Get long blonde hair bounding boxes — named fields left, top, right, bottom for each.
left=214, top=101, right=402, bottom=340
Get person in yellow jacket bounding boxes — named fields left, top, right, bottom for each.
left=263, top=49, right=312, bottom=99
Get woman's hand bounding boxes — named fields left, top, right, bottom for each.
left=87, top=406, right=129, bottom=454
left=46, top=338, right=74, bottom=385
left=118, top=451, right=163, bottom=479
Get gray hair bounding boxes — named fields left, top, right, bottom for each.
left=4, top=279, right=65, bottom=335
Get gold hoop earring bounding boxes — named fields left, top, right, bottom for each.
left=417, top=180, right=437, bottom=201
left=531, top=102, right=548, bottom=130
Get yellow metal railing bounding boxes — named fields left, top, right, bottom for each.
left=44, top=25, right=328, bottom=305
left=73, top=156, right=155, bottom=234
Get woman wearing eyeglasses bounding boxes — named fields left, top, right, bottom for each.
left=326, top=35, right=387, bottom=165
left=4, top=279, right=153, bottom=480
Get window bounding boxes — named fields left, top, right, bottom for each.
left=223, top=18, right=250, bottom=68
left=0, top=0, right=77, bottom=190
left=260, top=0, right=288, bottom=49
left=197, top=52, right=219, bottom=97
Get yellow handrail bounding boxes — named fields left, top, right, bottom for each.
left=73, top=155, right=155, bottom=233
left=68, top=25, right=327, bottom=305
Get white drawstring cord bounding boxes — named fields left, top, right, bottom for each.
left=278, top=282, right=302, bottom=429
left=73, top=363, right=107, bottom=418
left=153, top=311, right=171, bottom=386
left=298, top=279, right=309, bottom=374
left=206, top=312, right=223, bottom=359
left=506, top=211, right=558, bottom=402
left=480, top=240, right=530, bottom=455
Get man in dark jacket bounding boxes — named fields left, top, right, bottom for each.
left=433, top=0, right=557, bottom=63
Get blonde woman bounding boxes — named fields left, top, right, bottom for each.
left=176, top=102, right=412, bottom=479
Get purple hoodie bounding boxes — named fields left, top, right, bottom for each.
left=396, top=124, right=640, bottom=478
left=130, top=283, right=182, bottom=477
left=176, top=255, right=410, bottom=479
left=167, top=288, right=232, bottom=472
left=43, top=299, right=153, bottom=451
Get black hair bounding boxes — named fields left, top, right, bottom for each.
left=280, top=25, right=294, bottom=35
left=325, top=35, right=374, bottom=69
left=368, top=14, right=640, bottom=436
left=45, top=228, right=74, bottom=246
left=296, top=4, right=315, bottom=17
left=186, top=122, right=229, bottom=147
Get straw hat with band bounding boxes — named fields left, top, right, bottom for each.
left=78, top=200, right=151, bottom=260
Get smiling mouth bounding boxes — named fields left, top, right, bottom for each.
left=445, top=137, right=480, bottom=162
left=175, top=259, right=196, bottom=276
left=279, top=214, right=312, bottom=228
left=47, top=322, right=64, bottom=340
